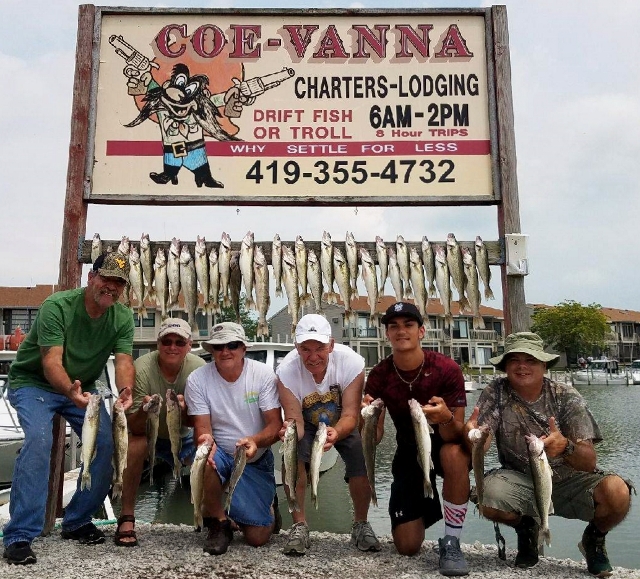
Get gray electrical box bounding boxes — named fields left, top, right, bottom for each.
left=505, top=234, right=529, bottom=276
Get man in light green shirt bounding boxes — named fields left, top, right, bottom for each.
left=115, top=318, right=205, bottom=547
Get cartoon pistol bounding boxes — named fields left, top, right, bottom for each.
left=224, top=67, right=295, bottom=118
left=109, top=35, right=159, bottom=95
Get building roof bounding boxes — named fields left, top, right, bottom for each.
left=0, top=285, right=60, bottom=308
left=529, top=303, right=640, bottom=324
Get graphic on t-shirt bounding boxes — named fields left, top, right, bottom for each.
left=302, top=386, right=341, bottom=427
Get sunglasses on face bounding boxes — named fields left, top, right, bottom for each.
left=160, top=338, right=188, bottom=348
left=211, top=341, right=243, bottom=352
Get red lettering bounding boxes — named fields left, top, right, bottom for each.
left=191, top=24, right=226, bottom=58
left=434, top=24, right=474, bottom=58
left=155, top=24, right=187, bottom=58
left=282, top=25, right=319, bottom=58
left=352, top=25, right=390, bottom=58
left=312, top=25, right=350, bottom=59
left=395, top=24, right=433, bottom=58
left=229, top=24, right=261, bottom=58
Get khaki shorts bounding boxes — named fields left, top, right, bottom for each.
left=482, top=468, right=630, bottom=523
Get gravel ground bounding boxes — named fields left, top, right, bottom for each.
left=1, top=522, right=639, bottom=579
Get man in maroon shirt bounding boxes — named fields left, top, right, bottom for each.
left=365, top=302, right=471, bottom=577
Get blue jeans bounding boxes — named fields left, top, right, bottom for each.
left=3, top=386, right=114, bottom=546
left=213, top=448, right=275, bottom=527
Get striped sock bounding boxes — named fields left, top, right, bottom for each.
left=443, top=500, right=468, bottom=539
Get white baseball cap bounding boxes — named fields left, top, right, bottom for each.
left=295, top=314, right=332, bottom=344
left=157, top=318, right=192, bottom=341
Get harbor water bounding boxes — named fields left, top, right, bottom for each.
left=130, top=384, right=639, bottom=570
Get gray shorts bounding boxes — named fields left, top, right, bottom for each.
left=483, top=468, right=629, bottom=523
left=298, top=422, right=367, bottom=479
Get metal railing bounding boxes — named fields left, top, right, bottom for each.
left=342, top=327, right=379, bottom=339
left=470, top=329, right=498, bottom=341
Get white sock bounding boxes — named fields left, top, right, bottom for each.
left=443, top=500, right=468, bottom=539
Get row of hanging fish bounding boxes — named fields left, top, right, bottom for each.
left=91, top=230, right=495, bottom=333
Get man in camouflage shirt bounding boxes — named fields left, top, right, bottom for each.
left=465, top=332, right=632, bottom=577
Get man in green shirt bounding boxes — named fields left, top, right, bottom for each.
left=3, top=252, right=135, bottom=565
left=114, top=318, right=205, bottom=547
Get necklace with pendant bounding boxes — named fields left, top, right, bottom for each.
left=392, top=357, right=426, bottom=392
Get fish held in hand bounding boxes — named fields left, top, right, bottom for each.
left=361, top=398, right=385, bottom=506
left=190, top=441, right=212, bottom=530
left=224, top=445, right=248, bottom=513
left=144, top=393, right=163, bottom=486
left=309, top=422, right=328, bottom=510
left=281, top=421, right=300, bottom=513
left=166, top=389, right=182, bottom=480
left=111, top=399, right=128, bottom=500
left=409, top=398, right=434, bottom=499
left=468, top=425, right=490, bottom=515
left=526, top=433, right=553, bottom=548
left=80, top=393, right=103, bottom=492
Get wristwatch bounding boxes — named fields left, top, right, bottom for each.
left=561, top=439, right=575, bottom=458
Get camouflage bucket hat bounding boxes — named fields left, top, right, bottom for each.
left=489, top=331, right=559, bottom=371
left=93, top=252, right=130, bottom=281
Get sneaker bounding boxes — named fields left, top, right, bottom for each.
left=578, top=523, right=613, bottom=577
left=61, top=522, right=105, bottom=545
left=203, top=518, right=233, bottom=555
left=351, top=521, right=381, bottom=552
left=283, top=522, right=310, bottom=556
left=514, top=516, right=539, bottom=568
left=3, top=541, right=37, bottom=565
left=272, top=493, right=282, bottom=535
left=438, top=535, right=469, bottom=576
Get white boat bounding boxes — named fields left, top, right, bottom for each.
left=1, top=351, right=22, bottom=488
left=630, top=360, right=640, bottom=385
left=572, top=359, right=629, bottom=385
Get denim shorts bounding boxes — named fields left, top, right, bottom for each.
left=155, top=433, right=196, bottom=467
left=298, top=423, right=367, bottom=479
left=482, top=468, right=632, bottom=522
left=213, top=447, right=276, bottom=528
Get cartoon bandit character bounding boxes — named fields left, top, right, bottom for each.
left=110, top=35, right=294, bottom=189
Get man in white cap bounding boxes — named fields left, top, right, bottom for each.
left=185, top=322, right=282, bottom=555
left=466, top=331, right=632, bottom=576
left=276, top=313, right=380, bottom=556
left=115, top=318, right=205, bottom=547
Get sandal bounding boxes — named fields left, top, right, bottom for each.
left=114, top=515, right=138, bottom=547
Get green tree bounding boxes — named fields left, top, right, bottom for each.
left=531, top=300, right=609, bottom=366
left=213, top=293, right=259, bottom=340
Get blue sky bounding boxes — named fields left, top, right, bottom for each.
left=1, top=1, right=639, bottom=316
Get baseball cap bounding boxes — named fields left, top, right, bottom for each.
left=381, top=302, right=424, bottom=326
left=157, top=318, right=192, bottom=341
left=93, top=252, right=129, bottom=282
left=295, top=314, right=332, bottom=344
left=201, top=322, right=249, bottom=353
